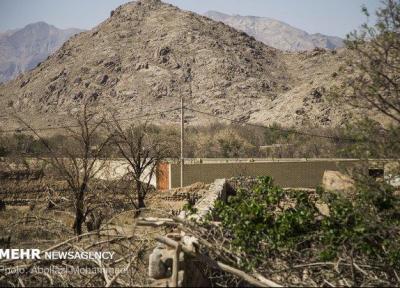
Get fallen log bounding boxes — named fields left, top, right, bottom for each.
left=137, top=217, right=177, bottom=227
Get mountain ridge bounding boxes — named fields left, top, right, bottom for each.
left=0, top=0, right=351, bottom=132
left=204, top=10, right=344, bottom=51
left=0, top=22, right=84, bottom=83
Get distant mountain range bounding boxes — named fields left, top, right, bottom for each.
left=204, top=11, right=344, bottom=51
left=0, top=22, right=83, bottom=83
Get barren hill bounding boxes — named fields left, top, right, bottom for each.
left=0, top=0, right=350, bottom=131
left=0, top=22, right=83, bottom=83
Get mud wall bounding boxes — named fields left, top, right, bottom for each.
left=170, top=160, right=362, bottom=189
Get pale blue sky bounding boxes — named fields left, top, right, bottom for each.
left=0, top=0, right=381, bottom=37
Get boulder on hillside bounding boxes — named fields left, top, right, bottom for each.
left=385, top=162, right=400, bottom=188
left=322, top=170, right=355, bottom=195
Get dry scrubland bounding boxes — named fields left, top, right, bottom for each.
left=0, top=162, right=211, bottom=286
left=0, top=121, right=373, bottom=161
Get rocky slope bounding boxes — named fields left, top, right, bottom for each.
left=205, top=11, right=344, bottom=52
left=0, top=0, right=350, bottom=131
left=0, top=22, right=83, bottom=83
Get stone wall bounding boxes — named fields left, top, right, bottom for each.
left=189, top=178, right=227, bottom=220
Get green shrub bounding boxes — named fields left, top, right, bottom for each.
left=319, top=180, right=400, bottom=267
left=213, top=176, right=400, bottom=269
left=214, top=177, right=317, bottom=257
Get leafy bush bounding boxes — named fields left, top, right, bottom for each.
left=319, top=180, right=400, bottom=268
left=213, top=176, right=400, bottom=269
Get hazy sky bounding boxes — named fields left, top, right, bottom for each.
left=0, top=0, right=381, bottom=37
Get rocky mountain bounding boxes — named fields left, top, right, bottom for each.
left=0, top=0, right=351, bottom=131
left=0, top=22, right=83, bottom=83
left=204, top=11, right=344, bottom=51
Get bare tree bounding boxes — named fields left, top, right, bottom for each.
left=17, top=102, right=111, bottom=235
left=109, top=120, right=173, bottom=211
left=333, top=1, right=400, bottom=185
left=338, top=0, right=400, bottom=125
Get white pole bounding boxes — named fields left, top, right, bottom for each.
left=180, top=95, right=184, bottom=188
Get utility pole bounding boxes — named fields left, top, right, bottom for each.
left=180, top=64, right=192, bottom=188
left=180, top=94, right=184, bottom=188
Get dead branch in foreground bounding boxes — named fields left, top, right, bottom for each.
left=0, top=226, right=152, bottom=287
left=139, top=216, right=399, bottom=287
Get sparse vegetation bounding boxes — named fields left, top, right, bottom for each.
left=16, top=102, right=112, bottom=235
left=1, top=121, right=358, bottom=160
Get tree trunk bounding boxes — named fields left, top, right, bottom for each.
left=136, top=180, right=146, bottom=208
left=138, top=196, right=146, bottom=209
left=73, top=192, right=85, bottom=235
left=135, top=180, right=146, bottom=217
